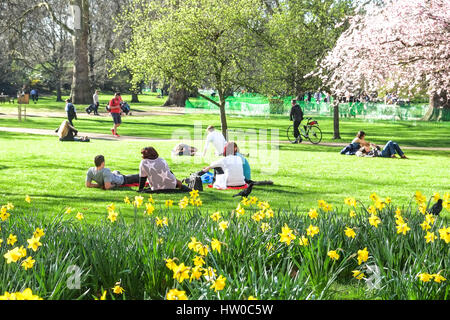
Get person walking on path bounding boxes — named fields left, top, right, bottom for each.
left=30, top=89, right=39, bottom=103
left=65, top=98, right=77, bottom=126
left=92, top=90, right=100, bottom=115
left=109, top=92, right=123, bottom=137
left=289, top=99, right=304, bottom=144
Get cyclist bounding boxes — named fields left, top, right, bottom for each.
left=289, top=98, right=304, bottom=144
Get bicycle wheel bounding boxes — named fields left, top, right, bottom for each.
left=286, top=125, right=295, bottom=143
left=307, top=125, right=322, bottom=144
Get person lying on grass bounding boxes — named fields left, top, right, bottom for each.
left=171, top=143, right=197, bottom=156
left=138, top=147, right=191, bottom=192
left=85, top=155, right=140, bottom=190
left=201, top=142, right=246, bottom=189
left=356, top=141, right=408, bottom=159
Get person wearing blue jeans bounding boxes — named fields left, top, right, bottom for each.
left=381, top=141, right=407, bottom=158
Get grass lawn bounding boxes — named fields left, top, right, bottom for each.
left=0, top=92, right=166, bottom=113
left=1, top=111, right=450, bottom=148
left=0, top=108, right=449, bottom=301
left=0, top=130, right=448, bottom=224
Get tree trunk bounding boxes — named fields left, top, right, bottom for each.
left=88, top=24, right=95, bottom=92
left=70, top=0, right=91, bottom=104
left=218, top=91, right=228, bottom=139
left=151, top=80, right=158, bottom=92
left=131, top=92, right=139, bottom=103
left=333, top=99, right=341, bottom=139
left=422, top=91, right=449, bottom=121
left=56, top=80, right=63, bottom=102
left=164, top=85, right=188, bottom=107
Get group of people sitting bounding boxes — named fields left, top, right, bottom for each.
left=341, top=131, right=407, bottom=159
left=85, top=126, right=252, bottom=192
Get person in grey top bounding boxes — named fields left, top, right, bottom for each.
left=86, top=155, right=139, bottom=190
left=138, top=147, right=191, bottom=192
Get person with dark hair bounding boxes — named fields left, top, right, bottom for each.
left=86, top=155, right=139, bottom=190
left=109, top=92, right=123, bottom=137
left=65, top=98, right=77, bottom=126
left=202, top=142, right=245, bottom=189
left=356, top=141, right=407, bottom=159
left=289, top=99, right=304, bottom=144
left=352, top=131, right=370, bottom=147
left=138, top=147, right=187, bottom=191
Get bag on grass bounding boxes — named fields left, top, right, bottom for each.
left=201, top=172, right=214, bottom=184
left=187, top=172, right=203, bottom=191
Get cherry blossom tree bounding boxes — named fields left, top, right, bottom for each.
left=317, top=0, right=450, bottom=121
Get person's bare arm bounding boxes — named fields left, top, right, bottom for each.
left=86, top=181, right=101, bottom=188
left=103, top=182, right=112, bottom=190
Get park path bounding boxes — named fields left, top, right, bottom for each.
left=1, top=126, right=450, bottom=151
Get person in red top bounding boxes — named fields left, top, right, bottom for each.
left=109, top=92, right=123, bottom=137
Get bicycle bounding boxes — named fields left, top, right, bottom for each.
left=287, top=117, right=323, bottom=144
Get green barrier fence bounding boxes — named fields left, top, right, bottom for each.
left=186, top=92, right=432, bottom=121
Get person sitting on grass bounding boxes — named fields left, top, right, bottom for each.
left=86, top=155, right=140, bottom=190
left=138, top=147, right=190, bottom=192
left=55, top=120, right=89, bottom=142
left=230, top=142, right=252, bottom=183
left=202, top=142, right=246, bottom=189
left=356, top=141, right=408, bottom=159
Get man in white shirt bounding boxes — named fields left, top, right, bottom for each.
left=202, top=125, right=227, bottom=157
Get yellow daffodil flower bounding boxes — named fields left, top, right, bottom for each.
left=33, top=228, right=45, bottom=239
left=7, top=234, right=17, bottom=246
left=219, top=221, right=229, bottom=232
left=327, top=250, right=340, bottom=260
left=112, top=283, right=125, bottom=294
left=210, top=275, right=226, bottom=292
left=166, top=288, right=188, bottom=300
left=396, top=223, right=411, bottom=235
left=368, top=214, right=381, bottom=228
left=424, top=232, right=437, bottom=243
left=357, top=247, right=369, bottom=265
left=211, top=238, right=222, bottom=254
left=298, top=236, right=308, bottom=246
left=21, top=257, right=35, bottom=270
left=352, top=270, right=365, bottom=280
left=306, top=224, right=319, bottom=238
left=261, top=223, right=270, bottom=232
left=308, top=208, right=318, bottom=220
left=210, top=212, right=221, bottom=222
left=344, top=227, right=356, bottom=239
left=27, top=237, right=42, bottom=252
left=165, top=200, right=174, bottom=207
left=165, top=258, right=178, bottom=271
left=417, top=273, right=433, bottom=282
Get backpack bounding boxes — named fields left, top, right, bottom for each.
left=186, top=172, right=203, bottom=191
